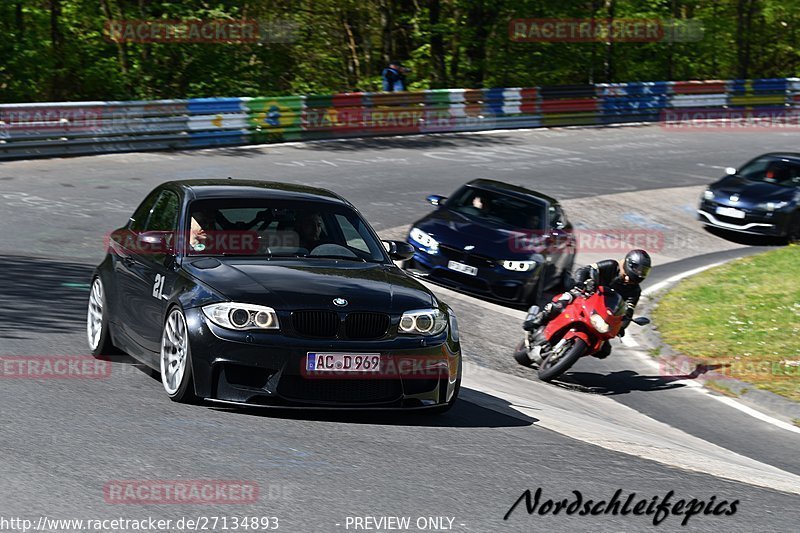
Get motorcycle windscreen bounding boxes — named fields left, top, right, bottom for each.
left=602, top=290, right=627, bottom=316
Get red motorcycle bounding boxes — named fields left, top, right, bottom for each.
left=513, top=285, right=649, bottom=381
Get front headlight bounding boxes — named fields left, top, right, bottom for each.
left=590, top=313, right=610, bottom=334
left=756, top=201, right=790, bottom=212
left=409, top=227, right=439, bottom=253
left=202, top=302, right=280, bottom=331
left=502, top=260, right=536, bottom=272
left=399, top=308, right=448, bottom=336
left=702, top=189, right=715, bottom=200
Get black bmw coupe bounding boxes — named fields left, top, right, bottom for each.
left=87, top=180, right=461, bottom=412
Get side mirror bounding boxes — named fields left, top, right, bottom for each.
left=725, top=167, right=737, bottom=175
left=136, top=231, right=174, bottom=256
left=383, top=240, right=415, bottom=261
left=426, top=195, right=446, bottom=206
left=632, top=317, right=650, bottom=326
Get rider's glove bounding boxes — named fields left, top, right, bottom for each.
left=583, top=278, right=596, bottom=293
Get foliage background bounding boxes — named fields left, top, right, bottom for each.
left=1, top=0, right=799, bottom=102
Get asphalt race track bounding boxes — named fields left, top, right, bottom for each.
left=1, top=125, right=799, bottom=532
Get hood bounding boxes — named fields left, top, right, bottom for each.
left=413, top=208, right=547, bottom=258
left=183, top=258, right=435, bottom=312
left=713, top=176, right=798, bottom=206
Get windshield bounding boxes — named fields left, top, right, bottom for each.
left=737, top=156, right=800, bottom=188
left=446, top=187, right=546, bottom=230
left=186, top=198, right=387, bottom=262
left=601, top=288, right=626, bottom=317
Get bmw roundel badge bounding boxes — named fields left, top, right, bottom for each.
left=333, top=298, right=348, bottom=307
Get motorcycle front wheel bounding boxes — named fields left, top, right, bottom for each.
left=537, top=338, right=587, bottom=381
left=513, top=337, right=534, bottom=367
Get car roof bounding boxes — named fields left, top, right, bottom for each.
left=759, top=153, right=800, bottom=163
left=465, top=178, right=558, bottom=206
left=165, top=179, right=348, bottom=204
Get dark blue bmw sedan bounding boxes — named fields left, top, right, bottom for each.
left=403, top=179, right=576, bottom=306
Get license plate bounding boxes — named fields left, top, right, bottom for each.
left=447, top=260, right=478, bottom=276
left=716, top=206, right=746, bottom=219
left=306, top=353, right=381, bottom=373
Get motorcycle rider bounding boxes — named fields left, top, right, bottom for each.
left=523, top=249, right=652, bottom=359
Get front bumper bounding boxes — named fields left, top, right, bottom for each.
left=184, top=309, right=461, bottom=408
left=404, top=248, right=541, bottom=304
left=697, top=201, right=791, bottom=237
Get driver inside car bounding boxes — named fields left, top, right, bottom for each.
left=523, top=249, right=652, bottom=359
left=296, top=211, right=325, bottom=251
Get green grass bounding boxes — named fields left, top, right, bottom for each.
left=653, top=246, right=800, bottom=402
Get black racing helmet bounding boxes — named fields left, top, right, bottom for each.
left=623, top=249, right=652, bottom=283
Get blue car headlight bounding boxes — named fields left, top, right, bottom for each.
left=501, top=260, right=537, bottom=272
left=756, top=201, right=791, bottom=212
left=409, top=227, right=439, bottom=254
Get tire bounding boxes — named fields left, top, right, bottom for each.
left=87, top=277, right=119, bottom=357
left=513, top=338, right=535, bottom=367
left=160, top=307, right=197, bottom=403
left=537, top=338, right=587, bottom=382
left=787, top=212, right=800, bottom=244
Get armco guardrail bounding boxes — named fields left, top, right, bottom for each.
left=1, top=77, right=798, bottom=160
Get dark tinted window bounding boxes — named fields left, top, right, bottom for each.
left=186, top=198, right=386, bottom=262
left=128, top=190, right=161, bottom=231
left=446, top=187, right=545, bottom=230
left=739, top=157, right=800, bottom=188
left=146, top=190, right=180, bottom=232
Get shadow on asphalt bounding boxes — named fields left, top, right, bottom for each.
left=703, top=226, right=789, bottom=247
left=550, top=370, right=688, bottom=396
left=0, top=255, right=94, bottom=340
left=208, top=388, right=536, bottom=429
left=179, top=132, right=521, bottom=157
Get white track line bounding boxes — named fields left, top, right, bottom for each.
left=635, top=260, right=800, bottom=434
